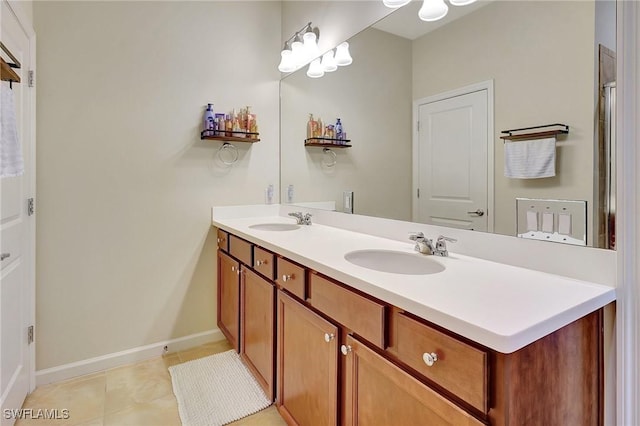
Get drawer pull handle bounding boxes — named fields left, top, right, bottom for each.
left=282, top=274, right=294, bottom=282
left=324, top=333, right=335, bottom=343
left=256, top=259, right=267, bottom=266
left=423, top=352, right=438, bottom=367
left=231, top=266, right=241, bottom=275
left=341, top=344, right=352, bottom=356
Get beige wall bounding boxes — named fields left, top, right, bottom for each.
left=412, top=1, right=596, bottom=241
left=280, top=27, right=413, bottom=220
left=34, top=1, right=281, bottom=370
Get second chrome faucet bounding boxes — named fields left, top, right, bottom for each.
left=409, top=232, right=456, bottom=257
left=288, top=212, right=312, bottom=225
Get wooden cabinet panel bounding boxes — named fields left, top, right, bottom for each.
left=343, top=335, right=483, bottom=426
left=217, top=250, right=240, bottom=351
left=277, top=291, right=338, bottom=426
left=217, top=229, right=229, bottom=252
left=241, top=268, right=275, bottom=401
left=229, top=235, right=253, bottom=266
left=394, top=312, right=488, bottom=413
left=309, top=273, right=385, bottom=348
left=276, top=257, right=306, bottom=300
left=253, top=246, right=275, bottom=281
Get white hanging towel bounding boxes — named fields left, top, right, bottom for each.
left=1, top=81, right=24, bottom=178
left=504, top=137, right=556, bottom=179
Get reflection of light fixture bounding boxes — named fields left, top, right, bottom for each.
left=383, top=0, right=411, bottom=8
left=306, top=58, right=325, bottom=78
left=334, top=42, right=353, bottom=66
left=419, top=0, right=449, bottom=21
left=321, top=50, right=337, bottom=72
left=382, top=0, right=476, bottom=22
left=279, top=22, right=321, bottom=73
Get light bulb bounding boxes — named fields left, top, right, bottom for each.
left=306, top=58, right=325, bottom=78
left=303, top=30, right=320, bottom=62
left=418, top=0, right=449, bottom=21
left=449, top=0, right=476, bottom=5
left=334, top=42, right=353, bottom=66
left=383, top=0, right=411, bottom=8
left=321, top=50, right=337, bottom=72
left=278, top=49, right=296, bottom=73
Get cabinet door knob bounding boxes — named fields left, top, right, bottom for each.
left=231, top=265, right=241, bottom=275
left=256, top=259, right=266, bottom=266
left=422, top=352, right=438, bottom=367
left=282, top=274, right=294, bottom=282
left=341, top=344, right=352, bottom=355
left=324, top=333, right=335, bottom=343
left=231, top=266, right=236, bottom=272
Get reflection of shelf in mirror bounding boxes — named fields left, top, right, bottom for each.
left=305, top=138, right=351, bottom=148
left=201, top=130, right=260, bottom=143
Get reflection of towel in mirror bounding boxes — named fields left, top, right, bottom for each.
left=1, top=82, right=24, bottom=178
left=504, top=137, right=555, bottom=179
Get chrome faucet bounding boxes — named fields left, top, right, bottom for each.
left=288, top=212, right=312, bottom=225
left=409, top=233, right=456, bottom=256
left=409, top=232, right=436, bottom=255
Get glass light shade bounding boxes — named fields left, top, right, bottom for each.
left=291, top=37, right=304, bottom=66
left=334, top=42, right=353, bottom=66
left=418, top=0, right=449, bottom=21
left=449, top=0, right=476, bottom=5
left=383, top=0, right=411, bottom=8
left=306, top=58, right=325, bottom=78
left=303, top=31, right=320, bottom=62
left=278, top=49, right=296, bottom=73
left=321, top=50, right=338, bottom=72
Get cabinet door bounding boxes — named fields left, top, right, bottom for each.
left=241, top=268, right=275, bottom=401
left=343, top=335, right=483, bottom=426
left=218, top=250, right=240, bottom=351
left=277, top=291, right=339, bottom=426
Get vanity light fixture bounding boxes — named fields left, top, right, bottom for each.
left=321, top=50, right=338, bottom=72
left=306, top=58, right=325, bottom=78
left=278, top=22, right=320, bottom=72
left=383, top=0, right=477, bottom=22
left=334, top=42, right=353, bottom=66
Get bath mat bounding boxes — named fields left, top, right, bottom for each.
left=168, top=350, right=270, bottom=426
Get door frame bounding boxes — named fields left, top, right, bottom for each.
left=412, top=80, right=494, bottom=233
left=3, top=0, right=36, bottom=393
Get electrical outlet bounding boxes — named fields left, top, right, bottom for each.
left=163, top=345, right=169, bottom=353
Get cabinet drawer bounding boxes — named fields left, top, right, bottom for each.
left=253, top=246, right=275, bottom=281
left=394, top=312, right=488, bottom=413
left=309, top=273, right=385, bottom=349
left=229, top=235, right=253, bottom=266
left=217, top=229, right=229, bottom=252
left=276, top=257, right=306, bottom=300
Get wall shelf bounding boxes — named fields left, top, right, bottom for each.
left=305, top=137, right=351, bottom=148
left=201, top=130, right=260, bottom=143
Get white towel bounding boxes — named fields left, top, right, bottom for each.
left=1, top=82, right=24, bottom=178
left=504, top=137, right=556, bottom=179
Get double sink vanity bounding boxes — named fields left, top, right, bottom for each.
left=212, top=205, right=615, bottom=425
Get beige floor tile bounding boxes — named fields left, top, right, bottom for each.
left=229, top=405, right=287, bottom=426
left=60, top=374, right=106, bottom=425
left=178, top=340, right=233, bottom=363
left=160, top=354, right=181, bottom=369
left=103, top=394, right=181, bottom=426
left=72, top=417, right=104, bottom=426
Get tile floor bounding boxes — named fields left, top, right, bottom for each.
left=16, top=340, right=287, bottom=426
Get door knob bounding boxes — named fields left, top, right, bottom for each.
left=282, top=274, right=294, bottom=282
left=467, top=209, right=485, bottom=217
left=423, top=352, right=439, bottom=367
left=324, top=333, right=335, bottom=343
left=341, top=344, right=352, bottom=355
left=1, top=253, right=10, bottom=261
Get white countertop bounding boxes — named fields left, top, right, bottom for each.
left=212, top=213, right=616, bottom=354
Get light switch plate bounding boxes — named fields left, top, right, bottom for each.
left=516, top=198, right=587, bottom=246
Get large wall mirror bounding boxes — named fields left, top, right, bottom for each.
left=280, top=0, right=616, bottom=249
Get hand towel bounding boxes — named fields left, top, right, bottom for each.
left=1, top=82, right=24, bottom=178
left=504, top=137, right=556, bottom=179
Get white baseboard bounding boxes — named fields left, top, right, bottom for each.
left=35, top=329, right=225, bottom=386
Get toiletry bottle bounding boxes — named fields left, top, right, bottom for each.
left=232, top=116, right=242, bottom=137
left=225, top=114, right=233, bottom=137
left=203, top=104, right=214, bottom=137
left=215, top=113, right=225, bottom=136
left=335, top=118, right=343, bottom=141
left=307, top=114, right=315, bottom=139
left=317, top=117, right=324, bottom=137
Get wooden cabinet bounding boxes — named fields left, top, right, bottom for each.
left=217, top=250, right=240, bottom=351
left=241, top=267, right=276, bottom=401
left=277, top=290, right=339, bottom=426
left=342, top=335, right=483, bottom=426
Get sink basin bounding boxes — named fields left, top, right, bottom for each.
left=249, top=223, right=300, bottom=231
left=344, top=249, right=446, bottom=275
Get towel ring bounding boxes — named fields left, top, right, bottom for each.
left=322, top=148, right=337, bottom=168
left=218, top=143, right=239, bottom=165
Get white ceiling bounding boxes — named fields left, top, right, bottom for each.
left=372, top=0, right=492, bottom=40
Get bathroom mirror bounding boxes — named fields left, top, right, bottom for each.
left=280, top=0, right=617, bottom=249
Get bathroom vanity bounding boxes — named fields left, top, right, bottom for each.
left=213, top=207, right=615, bottom=426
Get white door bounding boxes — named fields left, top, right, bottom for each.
left=1, top=1, right=35, bottom=424
left=413, top=84, right=491, bottom=231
